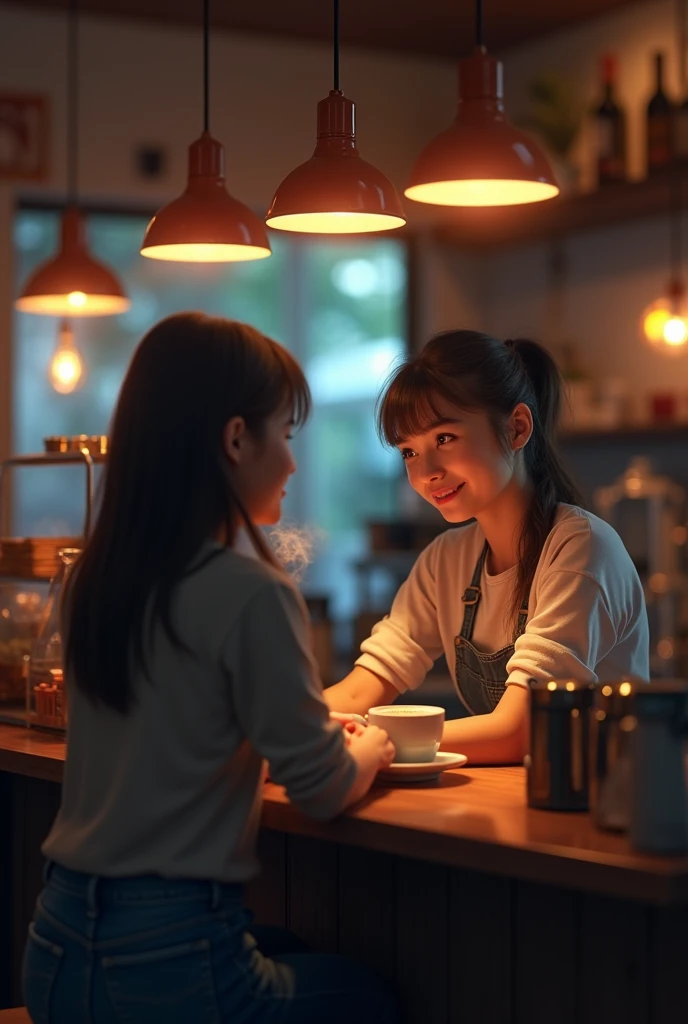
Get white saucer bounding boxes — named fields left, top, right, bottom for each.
left=377, top=751, right=468, bottom=784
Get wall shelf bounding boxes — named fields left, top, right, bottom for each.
left=435, top=168, right=688, bottom=251
left=559, top=423, right=688, bottom=443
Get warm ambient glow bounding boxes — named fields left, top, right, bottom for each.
left=17, top=292, right=130, bottom=316
left=265, top=211, right=406, bottom=234
left=140, top=242, right=271, bottom=263
left=15, top=207, right=130, bottom=317
left=266, top=91, right=406, bottom=235
left=405, top=48, right=559, bottom=209
left=49, top=320, right=84, bottom=394
left=140, top=134, right=272, bottom=263
left=404, top=179, right=560, bottom=207
left=641, top=289, right=688, bottom=353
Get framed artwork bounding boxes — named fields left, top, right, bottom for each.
left=0, top=95, right=49, bottom=182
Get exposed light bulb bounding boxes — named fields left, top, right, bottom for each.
left=49, top=319, right=85, bottom=394
left=67, top=290, right=87, bottom=309
left=641, top=283, right=688, bottom=355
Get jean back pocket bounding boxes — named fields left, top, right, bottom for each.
left=22, top=922, right=65, bottom=1024
left=102, top=938, right=220, bottom=1023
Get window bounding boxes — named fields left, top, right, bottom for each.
left=12, top=209, right=408, bottom=633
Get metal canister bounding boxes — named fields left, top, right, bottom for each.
left=526, top=679, right=593, bottom=811
left=589, top=680, right=637, bottom=832
left=630, top=680, right=688, bottom=854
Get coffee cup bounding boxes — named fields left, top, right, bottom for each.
left=367, top=705, right=445, bottom=763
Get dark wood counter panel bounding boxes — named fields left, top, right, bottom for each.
left=1, top=724, right=688, bottom=1022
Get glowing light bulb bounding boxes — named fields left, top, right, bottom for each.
left=641, top=284, right=688, bottom=354
left=664, top=316, right=688, bottom=346
left=67, top=290, right=87, bottom=308
left=49, top=320, right=85, bottom=394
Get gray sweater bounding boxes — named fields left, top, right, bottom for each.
left=43, top=543, right=356, bottom=882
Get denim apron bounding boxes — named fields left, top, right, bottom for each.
left=454, top=542, right=530, bottom=715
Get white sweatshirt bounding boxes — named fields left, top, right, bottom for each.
left=356, top=505, right=649, bottom=701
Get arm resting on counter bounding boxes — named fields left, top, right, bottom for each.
left=441, top=684, right=530, bottom=765
left=324, top=665, right=401, bottom=716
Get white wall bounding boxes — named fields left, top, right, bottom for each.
left=0, top=3, right=455, bottom=211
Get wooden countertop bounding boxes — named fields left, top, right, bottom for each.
left=1, top=724, right=687, bottom=905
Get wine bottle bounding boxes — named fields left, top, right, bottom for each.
left=594, top=54, right=626, bottom=186
left=647, top=52, right=674, bottom=173
left=674, top=92, right=688, bottom=163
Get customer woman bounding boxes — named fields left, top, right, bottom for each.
left=326, top=331, right=649, bottom=762
left=23, top=313, right=397, bottom=1024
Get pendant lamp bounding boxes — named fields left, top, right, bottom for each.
left=265, top=0, right=405, bottom=234
left=141, top=0, right=271, bottom=262
left=405, top=0, right=559, bottom=208
left=16, top=0, right=129, bottom=315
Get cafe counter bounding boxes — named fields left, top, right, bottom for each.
left=1, top=724, right=687, bottom=1023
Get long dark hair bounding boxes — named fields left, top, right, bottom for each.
left=65, top=312, right=310, bottom=715
left=377, top=330, right=582, bottom=627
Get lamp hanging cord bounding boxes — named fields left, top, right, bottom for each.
left=203, top=0, right=210, bottom=132
left=671, top=0, right=686, bottom=282
left=333, top=0, right=340, bottom=91
left=476, top=0, right=483, bottom=48
left=67, top=0, right=78, bottom=204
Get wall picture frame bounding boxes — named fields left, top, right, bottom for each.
left=0, top=94, right=49, bottom=182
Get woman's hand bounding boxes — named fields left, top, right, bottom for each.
left=330, top=711, right=368, bottom=741
left=342, top=725, right=396, bottom=808
left=349, top=724, right=396, bottom=769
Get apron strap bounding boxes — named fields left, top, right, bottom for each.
left=459, top=542, right=489, bottom=641
left=514, top=602, right=530, bottom=641
left=460, top=542, right=532, bottom=644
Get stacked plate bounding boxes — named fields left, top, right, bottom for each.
left=0, top=537, right=81, bottom=580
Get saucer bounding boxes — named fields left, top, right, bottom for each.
left=377, top=751, right=468, bottom=784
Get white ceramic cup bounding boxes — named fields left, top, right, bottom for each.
left=367, top=705, right=445, bottom=763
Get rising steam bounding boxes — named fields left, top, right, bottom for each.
left=267, top=521, right=327, bottom=582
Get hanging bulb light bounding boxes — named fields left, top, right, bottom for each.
left=49, top=319, right=85, bottom=394
left=16, top=1, right=129, bottom=316
left=405, top=0, right=559, bottom=208
left=265, top=0, right=405, bottom=234
left=640, top=3, right=688, bottom=356
left=642, top=282, right=688, bottom=354
left=141, top=0, right=271, bottom=262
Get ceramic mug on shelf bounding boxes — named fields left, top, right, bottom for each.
left=367, top=705, right=445, bottom=763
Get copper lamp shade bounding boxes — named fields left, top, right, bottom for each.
left=266, top=91, right=406, bottom=234
left=16, top=207, right=130, bottom=316
left=405, top=48, right=559, bottom=208
left=141, top=133, right=271, bottom=262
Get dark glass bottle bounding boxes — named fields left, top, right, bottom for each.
left=647, top=52, right=674, bottom=173
left=674, top=92, right=688, bottom=163
left=594, top=54, right=626, bottom=186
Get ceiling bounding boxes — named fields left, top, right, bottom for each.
left=11, top=1, right=644, bottom=59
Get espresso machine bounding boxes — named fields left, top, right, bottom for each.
left=595, top=457, right=688, bottom=678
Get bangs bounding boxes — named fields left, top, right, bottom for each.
left=271, top=341, right=312, bottom=429
left=376, top=362, right=475, bottom=446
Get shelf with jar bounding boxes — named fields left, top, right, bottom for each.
left=0, top=438, right=106, bottom=730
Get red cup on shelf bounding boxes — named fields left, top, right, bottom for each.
left=650, top=393, right=677, bottom=422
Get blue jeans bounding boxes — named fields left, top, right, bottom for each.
left=23, top=863, right=399, bottom=1024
